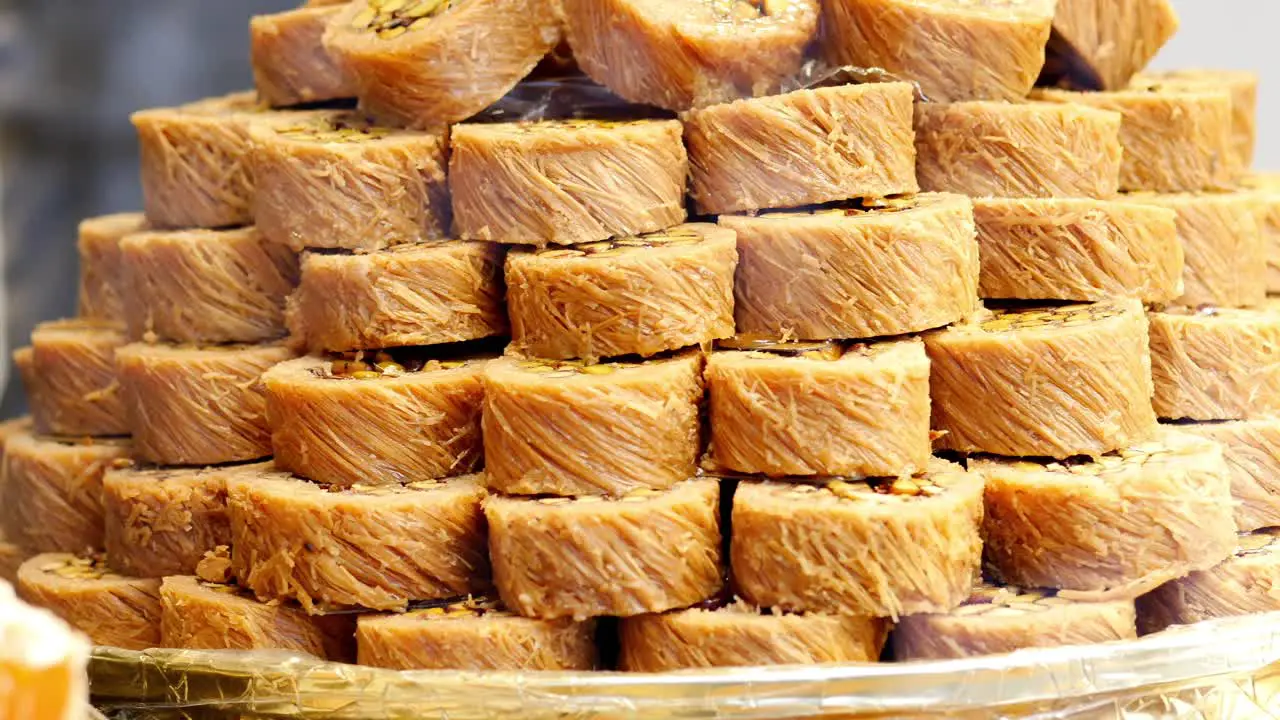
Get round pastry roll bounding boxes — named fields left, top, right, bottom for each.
left=731, top=459, right=984, bottom=619
left=482, top=353, right=703, bottom=497
left=1242, top=173, right=1280, bottom=294
left=357, top=596, right=597, bottom=671
left=1140, top=69, right=1258, bottom=172
left=1175, top=419, right=1280, bottom=532
left=1136, top=529, right=1280, bottom=634
left=78, top=212, right=147, bottom=322
left=914, top=101, right=1123, bottom=199
left=707, top=338, right=930, bottom=478
left=250, top=111, right=449, bottom=252
left=506, top=224, right=735, bottom=360
left=120, top=226, right=299, bottom=344
left=894, top=582, right=1137, bottom=661
left=619, top=599, right=888, bottom=671
left=926, top=299, right=1158, bottom=458
left=0, top=579, right=89, bottom=720
left=115, top=342, right=295, bottom=466
left=486, top=480, right=723, bottom=620
left=160, top=576, right=355, bottom=662
left=682, top=81, right=918, bottom=214
left=820, top=0, right=1055, bottom=103
left=18, top=319, right=128, bottom=437
left=262, top=352, right=487, bottom=487
left=724, top=194, right=978, bottom=342
left=285, top=241, right=506, bottom=353
left=0, top=432, right=130, bottom=555
left=975, top=431, right=1237, bottom=599
left=250, top=6, right=355, bottom=107
left=450, top=119, right=688, bottom=247
left=1147, top=305, right=1280, bottom=421
left=228, top=470, right=490, bottom=612
left=17, top=554, right=161, bottom=651
left=562, top=0, right=818, bottom=111
left=1044, top=0, right=1178, bottom=91
left=322, top=0, right=561, bottom=130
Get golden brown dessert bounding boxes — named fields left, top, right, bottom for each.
left=18, top=319, right=128, bottom=437
left=17, top=554, right=161, bottom=651
left=1176, top=420, right=1280, bottom=532
left=1147, top=305, right=1280, bottom=421
left=707, top=338, right=930, bottom=478
left=1139, top=69, right=1258, bottom=173
left=726, top=194, right=979, bottom=341
left=250, top=111, right=449, bottom=252
left=77, top=213, right=147, bottom=323
left=927, top=299, right=1157, bottom=457
left=0, top=543, right=22, bottom=585
left=323, top=0, right=561, bottom=129
left=732, top=459, right=984, bottom=619
left=251, top=6, right=355, bottom=107
left=972, top=198, right=1181, bottom=303
left=450, top=119, right=687, bottom=246
left=0, top=580, right=90, bottom=720
left=1044, top=0, right=1179, bottom=90
left=914, top=101, right=1123, bottom=198
left=1241, top=173, right=1280, bottom=294
left=894, top=582, right=1137, bottom=660
left=682, top=82, right=918, bottom=214
left=160, top=576, right=354, bottom=661
left=506, top=225, right=735, bottom=360
left=619, top=600, right=887, bottom=671
left=820, top=0, right=1055, bottom=102
left=115, top=342, right=294, bottom=466
left=228, top=470, right=489, bottom=612
left=486, top=480, right=722, bottom=620
left=482, top=353, right=703, bottom=497
left=357, top=597, right=597, bottom=671
left=562, top=0, right=818, bottom=111
left=263, top=353, right=486, bottom=487
left=1136, top=529, right=1280, bottom=633
left=120, top=227, right=299, bottom=344
left=976, top=431, right=1236, bottom=599
left=286, top=242, right=506, bottom=353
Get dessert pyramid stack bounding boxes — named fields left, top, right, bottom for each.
left=1, top=0, right=1278, bottom=672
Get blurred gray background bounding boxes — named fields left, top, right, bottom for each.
left=0, top=0, right=1272, bottom=417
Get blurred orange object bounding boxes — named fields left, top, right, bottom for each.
left=0, top=581, right=88, bottom=720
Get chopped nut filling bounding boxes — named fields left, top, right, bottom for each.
left=534, top=227, right=705, bottom=259
left=980, top=303, right=1126, bottom=333
left=350, top=0, right=457, bottom=39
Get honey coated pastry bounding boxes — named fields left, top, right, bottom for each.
left=251, top=6, right=355, bottom=107
left=707, top=338, right=930, bottom=478
left=77, top=213, right=147, bottom=323
left=0, top=433, right=130, bottom=555
left=160, top=576, right=354, bottom=661
left=1139, top=69, right=1259, bottom=172
left=682, top=82, right=918, bottom=215
left=893, top=582, right=1137, bottom=660
left=450, top=119, right=688, bottom=247
left=914, top=101, right=1123, bottom=199
left=16, top=554, right=161, bottom=651
left=101, top=464, right=246, bottom=578
left=322, top=0, right=561, bottom=130
left=1241, top=173, right=1280, bottom=294
left=976, top=430, right=1236, bottom=599
left=1043, top=0, right=1178, bottom=90
left=726, top=194, right=979, bottom=341
left=972, top=198, right=1182, bottom=303
left=1034, top=82, right=1234, bottom=193
left=115, top=342, right=294, bottom=466
left=619, top=600, right=888, bottom=671
left=262, top=352, right=487, bottom=487
left=561, top=0, right=818, bottom=111
left=120, top=226, right=299, bottom=344
left=285, top=241, right=506, bottom=353
left=357, top=596, right=597, bottom=671
left=251, top=111, right=448, bottom=252
left=0, top=543, right=22, bottom=585
left=0, top=580, right=89, bottom=720
left=19, top=319, right=128, bottom=437
left=506, top=225, right=735, bottom=360
left=1176, top=420, right=1280, bottom=532
left=486, top=480, right=722, bottom=620
left=228, top=470, right=490, bottom=612
left=1136, top=529, right=1280, bottom=634
left=732, top=459, right=984, bottom=619
left=131, top=92, right=271, bottom=229
left=820, top=0, right=1055, bottom=103
left=927, top=299, right=1157, bottom=458
left=1147, top=305, right=1280, bottom=421
left=483, top=353, right=703, bottom=497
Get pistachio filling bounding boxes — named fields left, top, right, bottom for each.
left=333, top=479, right=446, bottom=495
left=1237, top=529, right=1280, bottom=557
left=276, top=115, right=393, bottom=144
left=951, top=584, right=1072, bottom=617
left=534, top=227, right=704, bottom=260
left=409, top=596, right=509, bottom=619
left=718, top=337, right=843, bottom=361
left=980, top=303, right=1125, bottom=333
left=535, top=487, right=662, bottom=505
left=318, top=350, right=471, bottom=380
left=1012, top=440, right=1179, bottom=477
left=516, top=357, right=641, bottom=377
left=350, top=0, right=456, bottom=39
left=781, top=475, right=947, bottom=501
left=41, top=555, right=120, bottom=582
